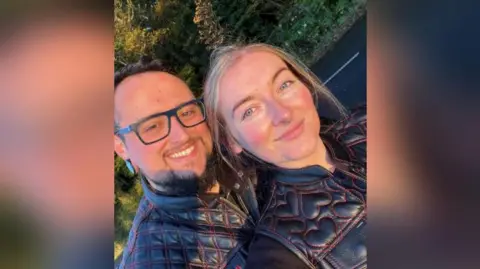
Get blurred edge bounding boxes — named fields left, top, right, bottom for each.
left=0, top=1, right=114, bottom=269
left=0, top=0, right=112, bottom=41
left=369, top=1, right=480, bottom=268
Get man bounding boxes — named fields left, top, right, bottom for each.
left=114, top=57, right=258, bottom=269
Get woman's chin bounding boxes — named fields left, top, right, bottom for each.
left=269, top=153, right=317, bottom=169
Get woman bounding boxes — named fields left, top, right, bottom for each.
left=203, top=43, right=366, bottom=269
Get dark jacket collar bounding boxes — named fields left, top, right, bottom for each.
left=141, top=176, right=206, bottom=210
left=267, top=164, right=332, bottom=183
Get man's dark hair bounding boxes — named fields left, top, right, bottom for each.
left=114, top=56, right=174, bottom=133
left=114, top=56, right=173, bottom=90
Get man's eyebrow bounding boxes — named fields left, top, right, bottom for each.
left=131, top=98, right=196, bottom=123
left=231, top=95, right=255, bottom=117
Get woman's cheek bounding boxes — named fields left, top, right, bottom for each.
left=239, top=123, right=270, bottom=149
left=280, top=86, right=313, bottom=110
left=297, top=85, right=316, bottom=107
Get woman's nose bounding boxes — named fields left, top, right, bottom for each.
left=269, top=101, right=292, bottom=126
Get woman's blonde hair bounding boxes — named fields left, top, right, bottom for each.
left=203, top=43, right=347, bottom=172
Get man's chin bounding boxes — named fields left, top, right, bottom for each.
left=167, top=159, right=207, bottom=177
left=146, top=165, right=213, bottom=196
left=166, top=166, right=204, bottom=179
left=170, top=170, right=197, bottom=180
left=144, top=151, right=217, bottom=196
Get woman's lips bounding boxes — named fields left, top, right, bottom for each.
left=275, top=120, right=305, bottom=141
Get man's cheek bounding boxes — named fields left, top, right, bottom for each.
left=193, top=124, right=213, bottom=146
left=132, top=142, right=163, bottom=166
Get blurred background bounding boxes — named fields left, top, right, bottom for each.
left=369, top=1, right=480, bottom=268
left=0, top=1, right=113, bottom=268
left=114, top=0, right=366, bottom=263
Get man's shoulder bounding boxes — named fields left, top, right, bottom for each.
left=120, top=196, right=169, bottom=268
left=131, top=195, right=153, bottom=222
left=123, top=196, right=160, bottom=249
left=119, top=196, right=248, bottom=269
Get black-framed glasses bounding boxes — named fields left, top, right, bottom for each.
left=115, top=98, right=206, bottom=145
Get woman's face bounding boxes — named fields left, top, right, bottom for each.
left=218, top=50, right=321, bottom=168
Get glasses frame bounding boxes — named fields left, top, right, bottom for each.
left=115, top=98, right=206, bottom=145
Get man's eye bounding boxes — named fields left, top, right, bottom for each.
left=241, top=107, right=256, bottom=120
left=144, top=124, right=158, bottom=132
left=181, top=110, right=194, bottom=117
left=279, top=80, right=294, bottom=91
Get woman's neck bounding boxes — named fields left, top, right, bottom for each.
left=278, top=137, right=335, bottom=171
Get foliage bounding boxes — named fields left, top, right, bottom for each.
left=114, top=0, right=366, bottom=259
left=193, top=0, right=226, bottom=49
left=115, top=0, right=166, bottom=70
left=209, top=0, right=293, bottom=45
left=266, top=0, right=366, bottom=64
left=114, top=154, right=142, bottom=259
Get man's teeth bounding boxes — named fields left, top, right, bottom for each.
left=169, top=146, right=195, bottom=158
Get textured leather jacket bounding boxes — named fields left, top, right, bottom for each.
left=254, top=106, right=367, bottom=269
left=118, top=175, right=257, bottom=269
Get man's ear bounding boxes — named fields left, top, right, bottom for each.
left=115, top=135, right=140, bottom=174
left=114, top=135, right=129, bottom=161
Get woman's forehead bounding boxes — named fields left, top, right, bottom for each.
left=232, top=49, right=285, bottom=69
left=222, top=51, right=288, bottom=87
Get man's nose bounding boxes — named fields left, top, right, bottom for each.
left=269, top=101, right=292, bottom=126
left=168, top=116, right=189, bottom=143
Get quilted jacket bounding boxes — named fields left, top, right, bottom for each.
left=253, top=105, right=367, bottom=269
left=118, top=175, right=257, bottom=269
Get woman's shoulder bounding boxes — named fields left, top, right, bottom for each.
left=320, top=104, right=367, bottom=166
left=321, top=104, right=366, bottom=134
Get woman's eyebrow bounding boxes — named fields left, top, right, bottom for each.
left=271, top=67, right=288, bottom=83
left=231, top=67, right=289, bottom=117
left=231, top=95, right=255, bottom=117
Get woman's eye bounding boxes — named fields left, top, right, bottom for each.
left=241, top=107, right=256, bottom=120
left=279, top=80, right=294, bottom=91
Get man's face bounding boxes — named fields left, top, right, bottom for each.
left=114, top=72, right=213, bottom=183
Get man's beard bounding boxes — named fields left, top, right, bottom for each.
left=143, top=154, right=219, bottom=197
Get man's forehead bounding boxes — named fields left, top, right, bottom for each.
left=115, top=72, right=195, bottom=123
left=118, top=71, right=188, bottom=92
